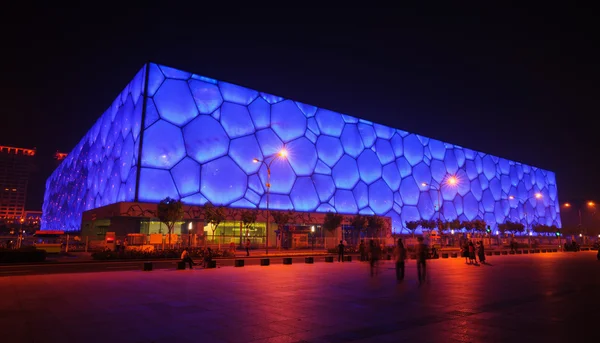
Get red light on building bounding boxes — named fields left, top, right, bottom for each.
left=0, top=145, right=36, bottom=156
left=54, top=151, right=68, bottom=160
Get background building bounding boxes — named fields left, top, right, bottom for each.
left=42, top=63, right=561, bottom=236
left=0, top=145, right=36, bottom=220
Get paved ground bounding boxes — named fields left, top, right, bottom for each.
left=0, top=252, right=598, bottom=343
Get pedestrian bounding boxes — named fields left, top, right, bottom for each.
left=369, top=240, right=380, bottom=276
left=394, top=238, right=407, bottom=282
left=181, top=248, right=194, bottom=269
left=245, top=239, right=251, bottom=257
left=203, top=247, right=213, bottom=268
left=478, top=241, right=486, bottom=264
left=416, top=236, right=428, bottom=285
left=359, top=240, right=366, bottom=261
left=468, top=241, right=476, bottom=264
left=338, top=240, right=345, bottom=262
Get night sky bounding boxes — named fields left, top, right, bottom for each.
left=1, top=7, right=597, bottom=223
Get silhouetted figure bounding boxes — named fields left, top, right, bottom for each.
left=338, top=240, right=345, bottom=262
left=359, top=240, right=366, bottom=261
left=394, top=238, right=407, bottom=281
left=203, top=247, right=213, bottom=268
left=181, top=248, right=194, bottom=269
left=416, top=236, right=428, bottom=285
left=369, top=240, right=380, bottom=276
left=477, top=241, right=486, bottom=264
left=245, top=239, right=250, bottom=256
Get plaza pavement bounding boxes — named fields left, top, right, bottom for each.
left=0, top=252, right=598, bottom=343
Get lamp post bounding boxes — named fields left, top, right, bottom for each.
left=421, top=175, right=458, bottom=246
left=310, top=225, right=315, bottom=252
left=509, top=193, right=542, bottom=248
left=563, top=201, right=596, bottom=245
left=253, top=149, right=288, bottom=255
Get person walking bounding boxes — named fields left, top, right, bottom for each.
left=394, top=238, right=407, bottom=282
left=416, top=236, right=428, bottom=285
left=337, top=240, right=345, bottom=262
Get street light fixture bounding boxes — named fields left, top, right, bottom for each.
left=188, top=222, right=192, bottom=247
left=562, top=201, right=596, bottom=244
left=252, top=148, right=288, bottom=255
left=508, top=193, right=543, bottom=248
left=420, top=174, right=460, bottom=222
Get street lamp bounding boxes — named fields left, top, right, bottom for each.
left=420, top=174, right=459, bottom=222
left=562, top=201, right=596, bottom=244
left=188, top=222, right=192, bottom=247
left=253, top=148, right=288, bottom=255
left=509, top=192, right=542, bottom=248
left=310, top=225, right=315, bottom=252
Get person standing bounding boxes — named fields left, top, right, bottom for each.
left=416, top=236, right=428, bottom=285
left=245, top=239, right=251, bottom=257
left=359, top=240, right=366, bottom=261
left=369, top=240, right=380, bottom=276
left=394, top=238, right=407, bottom=281
left=338, top=240, right=345, bottom=262
left=478, top=240, right=486, bottom=264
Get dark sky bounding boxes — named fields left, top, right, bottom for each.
left=1, top=7, right=598, bottom=215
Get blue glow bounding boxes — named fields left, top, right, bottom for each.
left=42, top=63, right=562, bottom=233
left=220, top=102, right=255, bottom=138
left=153, top=79, right=198, bottom=126
left=316, top=135, right=343, bottom=168
left=183, top=115, right=229, bottom=164
left=290, top=177, right=320, bottom=211
left=357, top=150, right=381, bottom=184
left=201, top=156, right=247, bottom=205
left=271, top=100, right=306, bottom=142
left=189, top=79, right=223, bottom=114
left=315, top=109, right=345, bottom=137
left=171, top=157, right=201, bottom=196
left=141, top=120, right=186, bottom=169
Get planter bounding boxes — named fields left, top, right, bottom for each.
left=523, top=250, right=529, bottom=254
left=260, top=258, right=270, bottom=266
left=450, top=252, right=458, bottom=258
left=176, top=261, right=186, bottom=270
left=206, top=260, right=217, bottom=269
left=541, top=249, right=547, bottom=253
left=485, top=251, right=492, bottom=256
left=516, top=250, right=522, bottom=254
left=283, top=257, right=292, bottom=265
left=493, top=251, right=501, bottom=255
left=441, top=253, right=449, bottom=258
left=553, top=249, right=558, bottom=252
left=143, top=262, right=153, bottom=271
left=535, top=249, right=541, bottom=253
left=501, top=251, right=508, bottom=255
left=531, top=249, right=537, bottom=253
left=344, top=256, right=352, bottom=262
left=325, top=256, right=334, bottom=263
left=234, top=260, right=245, bottom=267
left=305, top=257, right=314, bottom=264
left=509, top=250, right=515, bottom=254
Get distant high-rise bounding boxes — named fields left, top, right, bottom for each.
left=0, top=146, right=36, bottom=219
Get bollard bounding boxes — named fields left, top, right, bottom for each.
left=283, top=257, right=292, bottom=265
left=176, top=261, right=186, bottom=270
left=325, top=256, right=334, bottom=263
left=305, top=257, right=314, bottom=264
left=234, top=260, right=244, bottom=267
left=260, top=258, right=270, bottom=266
left=344, top=255, right=352, bottom=262
left=143, top=262, right=153, bottom=271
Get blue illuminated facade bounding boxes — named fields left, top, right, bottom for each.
left=42, top=63, right=562, bottom=232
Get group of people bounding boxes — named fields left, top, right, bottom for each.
left=461, top=240, right=486, bottom=264
left=180, top=247, right=213, bottom=269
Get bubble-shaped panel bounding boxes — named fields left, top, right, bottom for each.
left=315, top=160, right=331, bottom=175
left=390, top=133, right=403, bottom=157
left=481, top=189, right=495, bottom=212
left=482, top=155, right=497, bottom=180
left=144, top=99, right=160, bottom=129
left=295, top=101, right=317, bottom=117
left=271, top=100, right=307, bottom=142
left=154, top=79, right=199, bottom=126
left=316, top=135, right=344, bottom=168
left=357, top=150, right=382, bottom=184
left=353, top=181, right=369, bottom=209
left=147, top=63, right=164, bottom=97
left=358, top=123, right=376, bottom=148
left=159, top=65, right=191, bottom=80
left=141, top=120, right=186, bottom=169
left=428, top=139, right=446, bottom=160
left=171, top=157, right=200, bottom=197
left=489, top=178, right=502, bottom=201
left=334, top=190, right=358, bottom=214
left=396, top=157, right=412, bottom=178
left=287, top=137, right=318, bottom=176
left=220, top=102, right=255, bottom=138
left=255, top=128, right=284, bottom=157
left=315, top=109, right=345, bottom=137
left=374, top=139, right=395, bottom=165
left=399, top=177, right=420, bottom=206
left=312, top=174, right=335, bottom=202
left=463, top=192, right=479, bottom=220
left=248, top=97, right=270, bottom=130
left=382, top=163, right=400, bottom=190
left=260, top=194, right=293, bottom=211
left=412, top=162, right=432, bottom=188
left=138, top=168, right=179, bottom=202
left=340, top=124, right=364, bottom=158
left=201, top=156, right=247, bottom=205
left=229, top=135, right=263, bottom=174
left=374, top=124, right=395, bottom=140
left=331, top=155, right=360, bottom=189
left=183, top=115, right=229, bottom=164
left=403, top=134, right=424, bottom=166
left=369, top=179, right=393, bottom=215
left=444, top=150, right=458, bottom=175
left=219, top=82, right=258, bottom=105
left=259, top=159, right=296, bottom=194
left=188, top=79, right=222, bottom=114
left=290, top=177, right=320, bottom=211
left=417, top=191, right=436, bottom=220
left=401, top=206, right=421, bottom=230
left=442, top=201, right=458, bottom=220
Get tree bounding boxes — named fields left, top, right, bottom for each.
left=472, top=219, right=487, bottom=236
left=240, top=210, right=258, bottom=240
left=405, top=221, right=419, bottom=238
left=449, top=219, right=462, bottom=232
left=204, top=202, right=226, bottom=241
left=157, top=197, right=184, bottom=248
left=349, top=214, right=368, bottom=240
left=461, top=220, right=474, bottom=234
left=323, top=212, right=343, bottom=235
left=506, top=221, right=525, bottom=236
left=272, top=210, right=295, bottom=248
left=367, top=215, right=386, bottom=238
